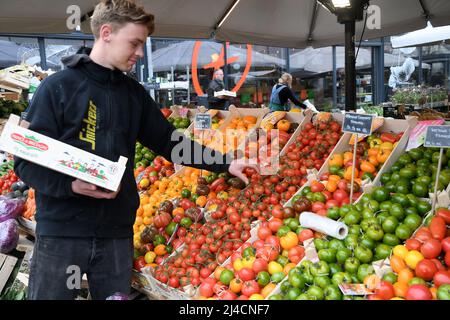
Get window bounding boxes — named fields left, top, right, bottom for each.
left=290, top=46, right=335, bottom=111
left=0, top=37, right=40, bottom=69
left=227, top=43, right=287, bottom=107
left=44, top=38, right=94, bottom=71
left=421, top=43, right=450, bottom=91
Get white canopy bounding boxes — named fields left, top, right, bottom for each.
left=151, top=40, right=285, bottom=72
left=1, top=0, right=450, bottom=49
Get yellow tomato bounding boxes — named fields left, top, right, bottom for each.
left=144, top=251, right=156, bottom=264
left=404, top=250, right=424, bottom=270
left=241, top=256, right=255, bottom=269
left=249, top=294, right=264, bottom=300
left=233, top=258, right=244, bottom=272
left=393, top=245, right=409, bottom=260
left=268, top=261, right=283, bottom=275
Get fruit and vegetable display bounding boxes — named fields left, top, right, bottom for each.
left=168, top=116, right=191, bottom=130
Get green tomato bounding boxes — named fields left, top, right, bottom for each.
left=306, top=285, right=324, bottom=300
left=295, top=293, right=311, bottom=300
left=408, top=277, right=427, bottom=286
left=165, top=221, right=177, bottom=236
left=269, top=294, right=283, bottom=300
left=314, top=275, right=331, bottom=289
left=181, top=188, right=191, bottom=199
left=348, top=224, right=361, bottom=235
left=383, top=233, right=401, bottom=246
left=277, top=255, right=290, bottom=267
left=396, top=182, right=410, bottom=195
left=310, top=261, right=330, bottom=277
left=323, top=284, right=343, bottom=300
left=257, top=271, right=271, bottom=286
left=380, top=173, right=392, bottom=184
left=301, top=186, right=312, bottom=196
left=339, top=204, right=353, bottom=218
left=306, top=193, right=315, bottom=201
left=344, top=210, right=362, bottom=225
left=180, top=217, right=193, bottom=228
left=286, top=287, right=302, bottom=300
left=416, top=175, right=431, bottom=185
left=328, top=239, right=346, bottom=251
left=417, top=200, right=431, bottom=216
left=318, top=249, right=337, bottom=263
left=389, top=203, right=405, bottom=221
left=385, top=181, right=397, bottom=193
left=331, top=272, right=353, bottom=286
left=287, top=219, right=300, bottom=231
left=366, top=225, right=384, bottom=241
left=374, top=244, right=392, bottom=261
left=437, top=284, right=450, bottom=300
left=344, top=257, right=360, bottom=274
left=280, top=280, right=291, bottom=294
left=362, top=208, right=376, bottom=220
left=406, top=194, right=419, bottom=208
left=416, top=158, right=430, bottom=168
left=391, top=193, right=409, bottom=207
left=377, top=211, right=391, bottom=225
left=354, top=245, right=374, bottom=264
left=219, top=269, right=234, bottom=285
left=299, top=260, right=313, bottom=274
left=372, top=186, right=389, bottom=202
left=288, top=273, right=305, bottom=289
left=403, top=213, right=422, bottom=231
left=395, top=224, right=413, bottom=240
left=271, top=271, right=286, bottom=284
left=336, top=248, right=352, bottom=264
left=314, top=239, right=329, bottom=251
left=344, top=234, right=359, bottom=250
left=399, top=167, right=417, bottom=180
left=277, top=225, right=291, bottom=238
left=398, top=154, right=412, bottom=166
left=382, top=272, right=398, bottom=284
left=405, top=206, right=419, bottom=216
left=363, top=200, right=380, bottom=212
left=359, top=235, right=376, bottom=251
left=361, top=218, right=379, bottom=232
left=408, top=148, right=423, bottom=160
left=327, top=207, right=340, bottom=220
left=379, top=201, right=393, bottom=212
left=153, top=235, right=166, bottom=246
left=313, top=192, right=326, bottom=203
left=359, top=193, right=373, bottom=204
left=243, top=247, right=256, bottom=258
left=357, top=264, right=375, bottom=283
left=382, top=216, right=399, bottom=234
left=412, top=182, right=428, bottom=197
left=328, top=263, right=343, bottom=276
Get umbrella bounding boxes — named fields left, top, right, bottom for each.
left=151, top=40, right=285, bottom=72
left=1, top=1, right=450, bottom=49
left=391, top=21, right=450, bottom=48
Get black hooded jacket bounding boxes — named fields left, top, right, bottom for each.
left=14, top=54, right=231, bottom=238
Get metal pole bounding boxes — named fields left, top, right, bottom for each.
left=431, top=148, right=444, bottom=213
left=345, top=21, right=356, bottom=111
left=333, top=46, right=337, bottom=109
left=223, top=42, right=228, bottom=90
left=286, top=47, right=290, bottom=73
left=187, top=65, right=190, bottom=105
left=38, top=38, right=47, bottom=70
left=419, top=46, right=424, bottom=85
left=350, top=134, right=358, bottom=204
left=171, top=66, right=175, bottom=106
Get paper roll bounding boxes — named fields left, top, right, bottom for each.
left=299, top=212, right=348, bottom=240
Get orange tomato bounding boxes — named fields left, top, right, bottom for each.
left=328, top=175, right=341, bottom=184
left=376, top=149, right=391, bottom=164
left=214, top=267, right=225, bottom=281
left=343, top=151, right=353, bottom=164
left=360, top=161, right=376, bottom=173
left=368, top=155, right=379, bottom=167
left=172, top=207, right=185, bottom=217
left=260, top=283, right=277, bottom=298
left=196, top=195, right=207, bottom=207
left=390, top=255, right=407, bottom=274
left=283, top=263, right=296, bottom=275
left=154, top=244, right=167, bottom=256
left=280, top=232, right=299, bottom=250
left=430, top=287, right=438, bottom=300
left=326, top=180, right=338, bottom=193
left=368, top=147, right=379, bottom=157
left=393, top=282, right=408, bottom=298
left=397, top=268, right=414, bottom=285
left=329, top=154, right=344, bottom=167
left=277, top=119, right=291, bottom=132
left=230, top=278, right=242, bottom=294
left=344, top=166, right=359, bottom=181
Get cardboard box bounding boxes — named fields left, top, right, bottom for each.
left=0, top=114, right=127, bottom=192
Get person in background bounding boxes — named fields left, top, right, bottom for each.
left=269, top=73, right=312, bottom=111
left=207, top=69, right=228, bottom=110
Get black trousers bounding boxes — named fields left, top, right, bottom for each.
left=28, top=235, right=133, bottom=300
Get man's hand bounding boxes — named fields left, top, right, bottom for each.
left=71, top=179, right=120, bottom=199
left=228, top=159, right=259, bottom=185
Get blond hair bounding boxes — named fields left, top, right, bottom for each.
left=90, top=0, right=154, bottom=39
left=278, top=73, right=293, bottom=87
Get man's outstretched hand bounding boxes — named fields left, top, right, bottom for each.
left=72, top=179, right=120, bottom=199
left=228, top=159, right=259, bottom=185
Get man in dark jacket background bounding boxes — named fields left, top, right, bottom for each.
left=15, top=0, right=252, bottom=300
left=207, top=69, right=229, bottom=110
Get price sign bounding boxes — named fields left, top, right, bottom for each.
left=424, top=125, right=450, bottom=148
left=194, top=113, right=211, bottom=130
left=342, top=113, right=375, bottom=135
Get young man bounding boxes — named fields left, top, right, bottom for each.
left=15, top=0, right=252, bottom=300
left=207, top=69, right=229, bottom=110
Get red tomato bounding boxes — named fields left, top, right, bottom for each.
left=268, top=218, right=283, bottom=233
left=405, top=238, right=422, bottom=251
left=257, top=226, right=272, bottom=240
left=311, top=202, right=326, bottom=213
left=429, top=216, right=446, bottom=240
left=288, top=246, right=305, bottom=264
left=333, top=189, right=348, bottom=202
left=435, top=208, right=450, bottom=224
left=168, top=276, right=180, bottom=288
left=375, top=281, right=395, bottom=300
left=420, top=239, right=442, bottom=259
left=415, top=259, right=438, bottom=281
left=252, top=258, right=268, bottom=273
left=238, top=268, right=255, bottom=281
left=241, top=280, right=260, bottom=297
left=325, top=199, right=340, bottom=209
left=298, top=229, right=314, bottom=243
left=271, top=205, right=284, bottom=219
left=430, top=258, right=446, bottom=271
left=442, top=237, right=450, bottom=252
left=133, top=256, right=146, bottom=272
left=445, top=251, right=450, bottom=267
left=219, top=290, right=237, bottom=300
left=433, top=270, right=450, bottom=287
left=405, top=284, right=432, bottom=300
